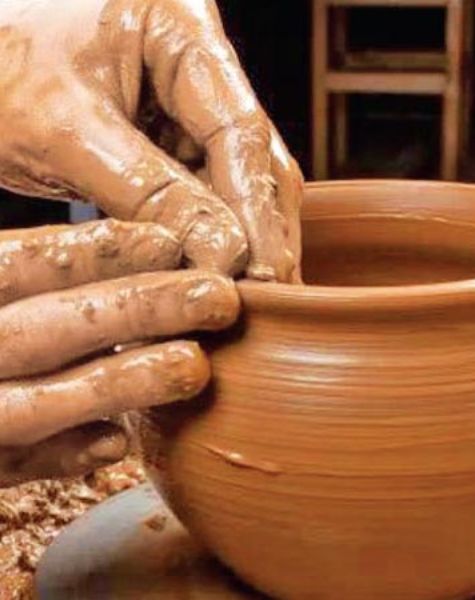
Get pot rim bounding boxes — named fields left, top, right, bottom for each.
left=304, top=178, right=475, bottom=195
left=239, top=180, right=475, bottom=315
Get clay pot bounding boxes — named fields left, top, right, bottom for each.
left=143, top=180, right=475, bottom=600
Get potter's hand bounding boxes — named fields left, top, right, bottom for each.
left=0, top=220, right=239, bottom=487
left=0, top=0, right=303, bottom=282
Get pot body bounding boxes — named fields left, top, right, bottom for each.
left=143, top=181, right=475, bottom=600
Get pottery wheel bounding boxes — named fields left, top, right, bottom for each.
left=35, top=483, right=266, bottom=599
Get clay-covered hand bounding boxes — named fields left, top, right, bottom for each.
left=0, top=219, right=240, bottom=487
left=0, top=0, right=303, bottom=282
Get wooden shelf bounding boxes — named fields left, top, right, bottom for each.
left=342, top=50, right=446, bottom=71
left=326, top=71, right=446, bottom=93
left=312, top=0, right=472, bottom=180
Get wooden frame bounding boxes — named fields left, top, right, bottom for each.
left=312, top=0, right=472, bottom=181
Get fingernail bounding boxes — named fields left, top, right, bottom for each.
left=162, top=342, right=210, bottom=400
left=246, top=263, right=277, bottom=282
left=182, top=275, right=240, bottom=330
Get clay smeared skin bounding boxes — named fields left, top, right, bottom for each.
left=0, top=218, right=182, bottom=305
left=0, top=0, right=303, bottom=281
left=0, top=266, right=239, bottom=487
left=0, top=421, right=129, bottom=487
left=0, top=341, right=210, bottom=447
left=0, top=270, right=239, bottom=379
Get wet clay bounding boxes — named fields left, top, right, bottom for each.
left=0, top=0, right=302, bottom=281
left=0, top=422, right=129, bottom=488
left=142, top=181, right=475, bottom=600
left=0, top=268, right=238, bottom=487
left=203, top=444, right=283, bottom=476
left=0, top=456, right=146, bottom=597
left=0, top=341, right=209, bottom=449
left=0, top=270, right=239, bottom=379
left=0, top=218, right=182, bottom=305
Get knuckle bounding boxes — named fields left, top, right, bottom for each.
left=88, top=219, right=123, bottom=257
left=130, top=223, right=182, bottom=271
left=184, top=199, right=249, bottom=275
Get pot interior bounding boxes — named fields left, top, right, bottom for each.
left=302, top=213, right=475, bottom=287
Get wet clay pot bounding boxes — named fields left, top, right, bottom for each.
left=143, top=180, right=475, bottom=600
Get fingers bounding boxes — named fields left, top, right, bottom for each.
left=270, top=127, right=304, bottom=283
left=45, top=94, right=247, bottom=276
left=0, top=341, right=210, bottom=447
left=0, top=270, right=239, bottom=379
left=0, top=421, right=129, bottom=487
left=144, top=0, right=299, bottom=282
left=0, top=219, right=182, bottom=307
left=205, top=116, right=294, bottom=282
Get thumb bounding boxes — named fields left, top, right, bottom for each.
left=46, top=97, right=248, bottom=276
left=0, top=421, right=128, bottom=487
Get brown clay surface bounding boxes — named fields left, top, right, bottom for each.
left=143, top=180, right=475, bottom=600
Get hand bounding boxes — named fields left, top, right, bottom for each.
left=0, top=219, right=239, bottom=487
left=0, top=0, right=302, bottom=282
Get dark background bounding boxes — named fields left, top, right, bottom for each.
left=218, top=1, right=456, bottom=180
left=0, top=1, right=471, bottom=227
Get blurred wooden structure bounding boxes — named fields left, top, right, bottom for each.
left=312, top=0, right=473, bottom=180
